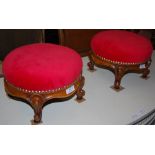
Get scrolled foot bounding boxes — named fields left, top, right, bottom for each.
left=112, top=65, right=125, bottom=91
left=114, top=80, right=121, bottom=90
left=34, top=111, right=42, bottom=123
left=76, top=89, right=85, bottom=100
left=141, top=69, right=150, bottom=79
left=75, top=76, right=85, bottom=103
left=141, top=59, right=151, bottom=79
left=87, top=61, right=94, bottom=70
left=30, top=94, right=45, bottom=124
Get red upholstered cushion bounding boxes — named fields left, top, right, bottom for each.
left=3, top=43, right=82, bottom=91
left=91, top=30, right=153, bottom=63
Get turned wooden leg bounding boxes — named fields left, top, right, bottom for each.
left=141, top=59, right=152, bottom=79
left=30, top=94, right=45, bottom=123
left=113, top=65, right=125, bottom=90
left=76, top=76, right=85, bottom=100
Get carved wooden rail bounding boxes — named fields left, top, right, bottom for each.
left=4, top=75, right=85, bottom=124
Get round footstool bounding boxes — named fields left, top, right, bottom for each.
left=3, top=43, right=85, bottom=123
left=88, top=30, right=153, bottom=91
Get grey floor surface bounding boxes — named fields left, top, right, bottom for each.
left=0, top=53, right=155, bottom=125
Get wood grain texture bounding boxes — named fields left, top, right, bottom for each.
left=88, top=51, right=152, bottom=90
left=4, top=75, right=85, bottom=123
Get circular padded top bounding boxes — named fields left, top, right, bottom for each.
left=91, top=30, right=153, bottom=64
left=3, top=43, right=83, bottom=91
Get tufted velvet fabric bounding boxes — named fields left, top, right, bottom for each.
left=3, top=43, right=83, bottom=91
left=91, top=30, right=153, bottom=64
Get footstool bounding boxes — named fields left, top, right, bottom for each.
left=2, top=43, right=85, bottom=124
left=88, top=30, right=153, bottom=91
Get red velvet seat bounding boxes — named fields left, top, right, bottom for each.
left=3, top=43, right=83, bottom=91
left=91, top=30, right=153, bottom=64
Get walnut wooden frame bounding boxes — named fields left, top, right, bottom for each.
left=4, top=75, right=85, bottom=124
left=88, top=51, right=152, bottom=91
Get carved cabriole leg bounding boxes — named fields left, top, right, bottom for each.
left=4, top=76, right=85, bottom=123
left=29, top=94, right=45, bottom=123
left=113, top=65, right=126, bottom=90
left=88, top=52, right=152, bottom=91
left=87, top=61, right=95, bottom=70
left=141, top=59, right=152, bottom=79
left=87, top=51, right=95, bottom=71
left=76, top=76, right=85, bottom=101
